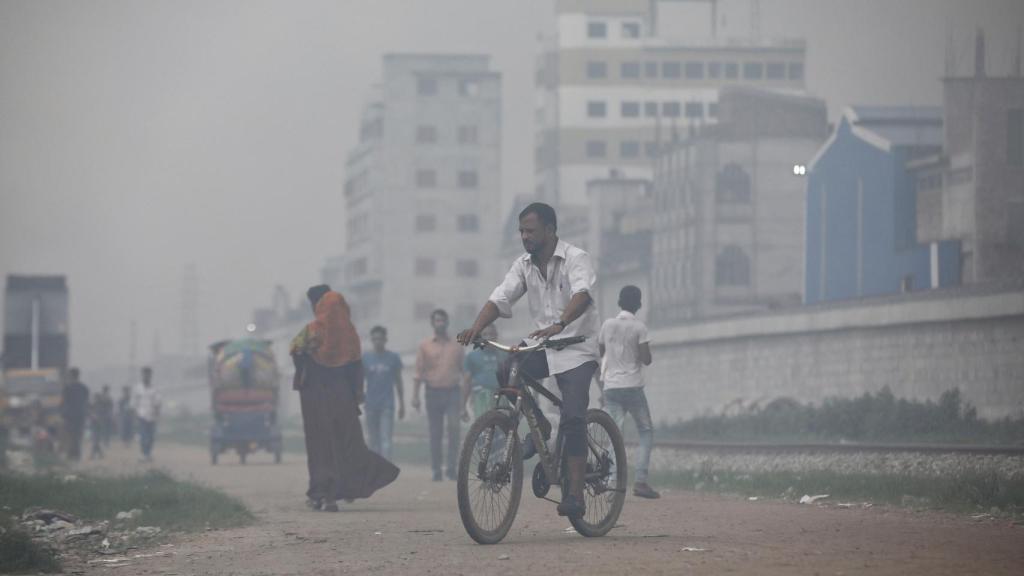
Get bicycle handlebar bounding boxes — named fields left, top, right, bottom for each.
left=473, top=335, right=586, bottom=353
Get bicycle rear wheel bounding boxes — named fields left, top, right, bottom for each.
left=457, top=410, right=523, bottom=544
left=568, top=408, right=627, bottom=537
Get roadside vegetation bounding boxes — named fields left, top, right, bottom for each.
left=0, top=470, right=252, bottom=574
left=661, top=388, right=1024, bottom=445
left=651, top=466, right=1024, bottom=515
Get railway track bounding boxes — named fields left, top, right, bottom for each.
left=646, top=439, right=1024, bottom=455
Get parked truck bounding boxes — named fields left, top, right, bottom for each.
left=1, top=276, right=69, bottom=443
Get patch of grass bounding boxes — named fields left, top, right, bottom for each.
left=650, top=466, right=1024, bottom=514
left=0, top=470, right=253, bottom=533
left=0, top=517, right=60, bottom=574
left=662, top=388, right=1024, bottom=445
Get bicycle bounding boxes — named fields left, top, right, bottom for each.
left=456, top=335, right=627, bottom=544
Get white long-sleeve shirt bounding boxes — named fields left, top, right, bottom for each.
left=488, top=240, right=600, bottom=375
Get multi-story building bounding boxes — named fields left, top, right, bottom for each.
left=535, top=0, right=807, bottom=206
left=650, top=85, right=827, bottom=325
left=805, top=106, right=961, bottom=305
left=912, top=31, right=1024, bottom=284
left=327, top=54, right=502, bottom=354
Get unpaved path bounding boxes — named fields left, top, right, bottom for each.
left=73, top=443, right=1023, bottom=575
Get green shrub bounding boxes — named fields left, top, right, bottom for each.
left=662, top=387, right=1024, bottom=445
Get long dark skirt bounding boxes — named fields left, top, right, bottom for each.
left=299, top=360, right=399, bottom=502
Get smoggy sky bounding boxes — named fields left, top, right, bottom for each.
left=1, top=0, right=1021, bottom=370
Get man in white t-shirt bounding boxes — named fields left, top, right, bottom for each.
left=130, top=367, right=161, bottom=462
left=598, top=285, right=660, bottom=499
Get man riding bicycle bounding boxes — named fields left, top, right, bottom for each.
left=457, top=202, right=600, bottom=519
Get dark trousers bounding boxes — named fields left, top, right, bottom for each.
left=138, top=418, right=156, bottom=458
left=65, top=420, right=84, bottom=461
left=516, top=352, right=598, bottom=458
left=425, top=387, right=461, bottom=477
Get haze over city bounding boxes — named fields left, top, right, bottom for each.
left=2, top=0, right=1021, bottom=369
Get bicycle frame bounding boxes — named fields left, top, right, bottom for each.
left=492, top=351, right=563, bottom=487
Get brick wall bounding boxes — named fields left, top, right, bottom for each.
left=645, top=287, right=1024, bottom=423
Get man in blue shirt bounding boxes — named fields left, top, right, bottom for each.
left=461, top=325, right=507, bottom=420
left=362, top=326, right=404, bottom=461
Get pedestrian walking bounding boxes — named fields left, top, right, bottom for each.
left=361, top=326, right=404, bottom=461
left=291, top=285, right=399, bottom=512
left=598, top=285, right=660, bottom=499
left=118, top=385, right=134, bottom=446
left=88, top=391, right=104, bottom=460
left=131, top=367, right=161, bottom=462
left=95, top=385, right=114, bottom=447
left=60, top=368, right=89, bottom=461
left=461, top=324, right=507, bottom=420
left=412, top=309, right=464, bottom=482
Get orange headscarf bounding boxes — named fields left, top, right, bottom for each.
left=305, top=291, right=361, bottom=367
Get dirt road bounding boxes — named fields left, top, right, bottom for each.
left=76, top=443, right=1022, bottom=576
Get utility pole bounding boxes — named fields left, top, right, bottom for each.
left=180, top=264, right=199, bottom=358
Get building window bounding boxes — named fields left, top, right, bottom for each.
left=725, top=62, right=739, bottom=79
left=708, top=61, right=722, bottom=78
left=585, top=140, right=607, bottom=158
left=708, top=102, right=719, bottom=117
left=685, top=101, right=703, bottom=118
left=586, top=61, right=608, bottom=79
left=743, top=62, right=764, bottom=79
left=766, top=62, right=785, bottom=79
left=685, top=61, right=704, bottom=79
left=456, top=259, right=479, bottom=278
left=620, top=141, right=640, bottom=159
left=588, top=21, right=607, bottom=38
left=645, top=141, right=660, bottom=157
left=620, top=61, right=641, bottom=79
left=458, top=125, right=478, bottom=145
left=458, top=170, right=479, bottom=189
left=644, top=101, right=659, bottom=117
left=415, top=258, right=436, bottom=277
left=621, top=21, right=641, bottom=38
left=644, top=61, right=659, bottom=78
left=662, top=61, right=681, bottom=78
left=715, top=246, right=750, bottom=286
left=417, top=76, right=437, bottom=96
left=457, top=214, right=479, bottom=232
left=414, top=301, right=435, bottom=320
left=621, top=101, right=640, bottom=118
left=349, top=257, right=367, bottom=278
left=458, top=78, right=480, bottom=97
left=587, top=100, right=607, bottom=118
left=1008, top=108, right=1023, bottom=167
left=416, top=213, right=437, bottom=232
left=716, top=163, right=751, bottom=203
left=416, top=169, right=437, bottom=188
left=662, top=101, right=681, bottom=117
left=416, top=125, right=437, bottom=144
left=788, top=62, right=804, bottom=80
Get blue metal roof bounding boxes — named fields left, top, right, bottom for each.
left=848, top=105, right=943, bottom=148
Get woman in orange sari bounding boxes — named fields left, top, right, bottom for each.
left=292, top=284, right=399, bottom=511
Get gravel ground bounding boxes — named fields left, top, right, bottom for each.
left=648, top=447, right=1024, bottom=478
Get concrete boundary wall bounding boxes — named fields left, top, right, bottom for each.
left=646, top=288, right=1024, bottom=423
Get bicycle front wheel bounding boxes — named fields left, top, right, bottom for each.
left=457, top=409, right=523, bottom=544
left=569, top=408, right=627, bottom=537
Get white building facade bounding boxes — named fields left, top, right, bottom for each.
left=328, top=54, right=502, bottom=354
left=535, top=0, right=807, bottom=206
